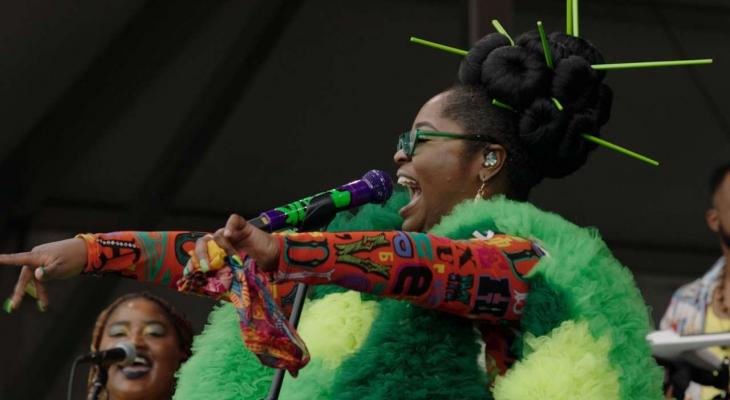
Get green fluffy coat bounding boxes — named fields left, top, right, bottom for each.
left=174, top=194, right=663, bottom=399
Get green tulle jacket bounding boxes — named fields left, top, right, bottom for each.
left=174, top=193, right=663, bottom=400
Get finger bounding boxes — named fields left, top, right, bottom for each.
left=224, top=214, right=248, bottom=243
left=194, top=235, right=213, bottom=273
left=232, top=221, right=279, bottom=271
left=34, top=262, right=65, bottom=281
left=183, top=258, right=194, bottom=277
left=34, top=280, right=49, bottom=312
left=24, top=280, right=38, bottom=299
left=10, top=266, right=34, bottom=311
left=212, top=229, right=238, bottom=256
left=0, top=252, right=44, bottom=268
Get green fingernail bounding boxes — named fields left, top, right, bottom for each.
left=36, top=300, right=46, bottom=313
left=232, top=255, right=243, bottom=266
left=200, top=259, right=209, bottom=273
left=3, top=298, right=13, bottom=314
left=183, top=266, right=190, bottom=276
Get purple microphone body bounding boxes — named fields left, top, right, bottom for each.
left=252, top=169, right=393, bottom=232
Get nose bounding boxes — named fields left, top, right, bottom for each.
left=130, top=331, right=148, bottom=350
left=393, top=149, right=409, bottom=165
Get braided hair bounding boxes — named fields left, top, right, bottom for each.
left=444, top=31, right=613, bottom=199
left=86, top=292, right=194, bottom=400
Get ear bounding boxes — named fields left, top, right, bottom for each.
left=707, top=208, right=720, bottom=233
left=478, top=144, right=507, bottom=182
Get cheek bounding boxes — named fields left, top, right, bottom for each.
left=151, top=339, right=184, bottom=369
left=417, top=153, right=473, bottom=196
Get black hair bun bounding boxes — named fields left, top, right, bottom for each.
left=552, top=55, right=598, bottom=111
left=458, top=30, right=613, bottom=179
left=458, top=33, right=512, bottom=84
left=482, top=46, right=551, bottom=109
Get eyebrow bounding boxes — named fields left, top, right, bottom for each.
left=108, top=320, right=167, bottom=328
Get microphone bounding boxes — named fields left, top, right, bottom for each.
left=251, top=169, right=393, bottom=232
left=77, top=342, right=136, bottom=366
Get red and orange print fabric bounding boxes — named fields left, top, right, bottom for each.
left=275, top=230, right=542, bottom=320
left=78, top=230, right=542, bottom=321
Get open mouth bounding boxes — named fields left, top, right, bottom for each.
left=397, top=174, right=422, bottom=217
left=120, top=354, right=153, bottom=379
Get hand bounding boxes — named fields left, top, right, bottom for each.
left=0, top=238, right=87, bottom=312
left=194, top=214, right=279, bottom=273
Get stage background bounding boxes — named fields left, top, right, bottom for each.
left=0, top=0, right=728, bottom=398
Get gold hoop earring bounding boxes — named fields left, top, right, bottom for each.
left=474, top=181, right=487, bottom=201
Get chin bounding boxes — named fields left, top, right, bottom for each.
left=108, top=369, right=166, bottom=399
left=401, top=216, right=424, bottom=232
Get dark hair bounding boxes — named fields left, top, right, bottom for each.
left=86, top=292, right=194, bottom=399
left=709, top=162, right=730, bottom=199
left=443, top=31, right=613, bottom=199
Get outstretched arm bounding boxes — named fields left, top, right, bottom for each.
left=0, top=231, right=298, bottom=315
left=77, top=231, right=203, bottom=288
left=204, top=214, right=542, bottom=321
left=273, top=230, right=539, bottom=320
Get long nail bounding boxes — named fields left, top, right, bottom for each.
left=200, top=259, right=209, bottom=273
left=3, top=298, right=14, bottom=314
left=25, top=281, right=38, bottom=299
left=36, top=300, right=46, bottom=312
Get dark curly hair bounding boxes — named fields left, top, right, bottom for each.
left=709, top=162, right=730, bottom=200
left=444, top=31, right=613, bottom=200
left=86, top=292, right=194, bottom=400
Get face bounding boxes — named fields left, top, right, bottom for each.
left=707, top=173, right=730, bottom=249
left=394, top=91, right=487, bottom=232
left=99, top=298, right=185, bottom=400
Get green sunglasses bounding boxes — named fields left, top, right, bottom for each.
left=397, top=128, right=494, bottom=157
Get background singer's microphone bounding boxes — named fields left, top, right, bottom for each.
left=68, top=342, right=136, bottom=400
left=251, top=169, right=393, bottom=232
left=77, top=342, right=136, bottom=366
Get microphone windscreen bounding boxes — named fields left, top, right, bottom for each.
left=361, top=169, right=393, bottom=203
left=116, top=341, right=137, bottom=366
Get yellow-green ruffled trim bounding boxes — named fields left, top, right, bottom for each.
left=493, top=320, right=620, bottom=400
left=280, top=291, right=380, bottom=399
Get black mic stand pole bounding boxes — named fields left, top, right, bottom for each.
left=265, top=282, right=308, bottom=400
left=88, top=367, right=107, bottom=400
left=265, top=199, right=337, bottom=400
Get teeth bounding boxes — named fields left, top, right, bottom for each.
left=133, top=356, right=150, bottom=366
left=397, top=176, right=417, bottom=187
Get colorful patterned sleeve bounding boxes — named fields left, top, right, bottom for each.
left=274, top=231, right=543, bottom=321
left=77, top=231, right=299, bottom=314
left=77, top=231, right=202, bottom=288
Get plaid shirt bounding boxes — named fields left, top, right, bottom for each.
left=660, top=257, right=726, bottom=400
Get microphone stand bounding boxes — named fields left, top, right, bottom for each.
left=265, top=283, right=308, bottom=400
left=264, top=197, right=338, bottom=400
left=88, top=367, right=107, bottom=400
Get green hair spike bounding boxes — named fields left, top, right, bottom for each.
left=592, top=59, right=713, bottom=70
left=537, top=21, right=553, bottom=69
left=551, top=97, right=564, bottom=111
left=491, top=99, right=516, bottom=112
left=491, top=20, right=515, bottom=46
left=572, top=0, right=580, bottom=37
left=409, top=37, right=467, bottom=56
left=581, top=134, right=659, bottom=166
left=566, top=0, right=574, bottom=35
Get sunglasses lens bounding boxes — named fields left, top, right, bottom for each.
left=397, top=132, right=410, bottom=156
